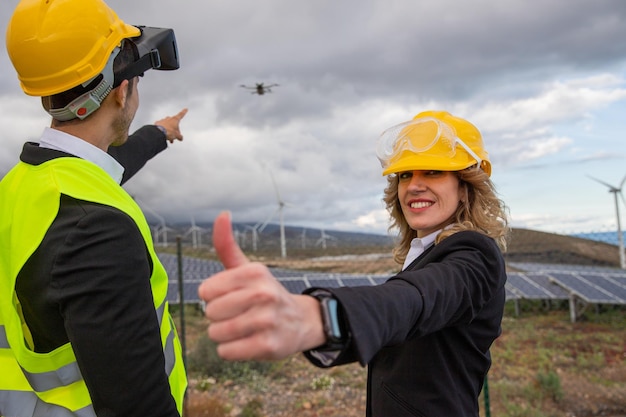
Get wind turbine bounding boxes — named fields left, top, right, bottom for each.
left=259, top=167, right=291, bottom=258
left=136, top=200, right=171, bottom=247
left=245, top=222, right=262, bottom=252
left=158, top=224, right=176, bottom=248
left=588, top=174, right=626, bottom=269
left=149, top=224, right=161, bottom=244
left=316, top=228, right=337, bottom=250
left=184, top=216, right=205, bottom=249
left=301, top=228, right=307, bottom=249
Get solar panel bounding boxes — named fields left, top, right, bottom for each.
left=279, top=279, right=308, bottom=294
left=524, top=273, right=570, bottom=299
left=167, top=281, right=203, bottom=304
left=507, top=273, right=552, bottom=299
left=371, top=276, right=389, bottom=285
left=509, top=262, right=626, bottom=275
left=340, top=276, right=376, bottom=287
left=278, top=274, right=408, bottom=293
left=166, top=283, right=177, bottom=303
left=575, top=273, right=626, bottom=302
left=308, top=278, right=342, bottom=288
left=608, top=275, right=626, bottom=289
left=271, top=268, right=313, bottom=278
left=548, top=273, right=625, bottom=304
left=505, top=286, right=520, bottom=300
left=506, top=272, right=569, bottom=300
left=160, top=255, right=626, bottom=309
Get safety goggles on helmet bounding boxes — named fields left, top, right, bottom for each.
left=376, top=117, right=483, bottom=176
left=49, top=26, right=179, bottom=121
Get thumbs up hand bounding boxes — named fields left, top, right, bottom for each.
left=198, top=211, right=326, bottom=361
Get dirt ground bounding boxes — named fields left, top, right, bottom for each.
left=174, top=233, right=626, bottom=417
left=179, top=310, right=626, bottom=417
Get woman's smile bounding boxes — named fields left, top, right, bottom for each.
left=398, top=170, right=463, bottom=237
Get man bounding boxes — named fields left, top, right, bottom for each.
left=0, top=0, right=187, bottom=416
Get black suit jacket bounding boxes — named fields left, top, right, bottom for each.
left=306, top=231, right=506, bottom=417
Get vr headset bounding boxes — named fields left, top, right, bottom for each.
left=50, top=26, right=179, bottom=121
left=113, top=25, right=180, bottom=88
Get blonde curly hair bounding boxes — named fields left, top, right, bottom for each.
left=383, top=166, right=510, bottom=265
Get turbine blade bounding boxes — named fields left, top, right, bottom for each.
left=587, top=175, right=618, bottom=191
left=268, top=169, right=282, bottom=202
left=259, top=207, right=280, bottom=232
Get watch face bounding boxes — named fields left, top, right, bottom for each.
left=324, top=297, right=343, bottom=341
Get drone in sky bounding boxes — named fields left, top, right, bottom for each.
left=240, top=82, right=279, bottom=95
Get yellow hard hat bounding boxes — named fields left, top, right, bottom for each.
left=376, top=110, right=491, bottom=177
left=6, top=0, right=141, bottom=96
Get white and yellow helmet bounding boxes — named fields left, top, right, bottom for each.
left=377, top=110, right=491, bottom=177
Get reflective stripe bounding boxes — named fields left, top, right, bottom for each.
left=156, top=301, right=165, bottom=326
left=157, top=303, right=177, bottom=375
left=0, top=390, right=96, bottom=417
left=0, top=325, right=8, bottom=348
left=158, top=304, right=180, bottom=377
left=163, top=324, right=176, bottom=375
left=3, top=317, right=177, bottom=387
left=22, top=360, right=83, bottom=392
left=0, top=326, right=83, bottom=392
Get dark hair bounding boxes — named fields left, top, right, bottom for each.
left=42, top=40, right=137, bottom=121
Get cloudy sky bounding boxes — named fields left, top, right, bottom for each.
left=1, top=0, right=626, bottom=236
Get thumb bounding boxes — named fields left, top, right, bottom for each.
left=213, top=211, right=249, bottom=269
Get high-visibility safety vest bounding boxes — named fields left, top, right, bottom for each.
left=0, top=156, right=187, bottom=416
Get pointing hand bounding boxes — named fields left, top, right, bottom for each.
left=154, top=108, right=188, bottom=143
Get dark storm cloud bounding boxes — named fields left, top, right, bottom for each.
left=1, top=0, right=625, bottom=233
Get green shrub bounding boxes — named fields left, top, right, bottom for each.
left=186, top=333, right=274, bottom=382
left=239, top=397, right=264, bottom=417
left=310, top=375, right=335, bottom=391
left=536, top=370, right=563, bottom=402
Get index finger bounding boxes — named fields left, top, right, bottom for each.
left=174, top=108, right=188, bottom=120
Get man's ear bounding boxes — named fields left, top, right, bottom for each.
left=113, top=80, right=129, bottom=108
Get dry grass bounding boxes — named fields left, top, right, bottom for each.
left=176, top=306, right=626, bottom=417
left=172, top=228, right=626, bottom=416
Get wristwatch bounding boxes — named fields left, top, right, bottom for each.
left=310, top=290, right=349, bottom=351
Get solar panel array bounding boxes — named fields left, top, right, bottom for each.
left=508, top=262, right=626, bottom=305
left=160, top=254, right=626, bottom=310
left=159, top=253, right=390, bottom=304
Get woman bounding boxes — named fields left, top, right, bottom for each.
left=200, top=110, right=509, bottom=417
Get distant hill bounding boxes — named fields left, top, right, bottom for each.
left=158, top=222, right=623, bottom=268
left=506, top=228, right=621, bottom=267
left=236, top=222, right=394, bottom=247
left=163, top=222, right=394, bottom=249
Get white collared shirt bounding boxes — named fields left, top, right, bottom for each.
left=402, top=229, right=443, bottom=271
left=37, top=127, right=124, bottom=184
